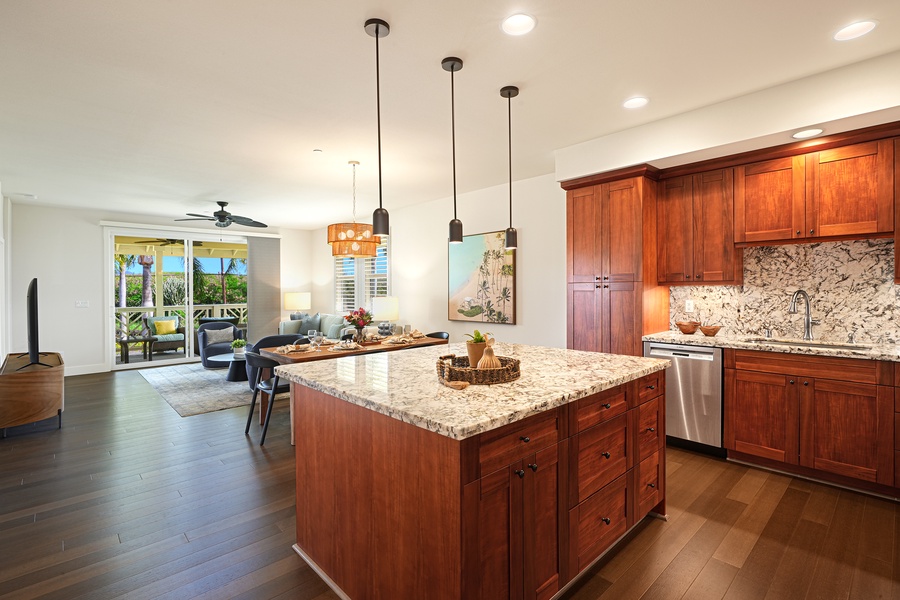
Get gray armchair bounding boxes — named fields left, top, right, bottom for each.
left=145, top=315, right=186, bottom=354
left=198, top=322, right=244, bottom=368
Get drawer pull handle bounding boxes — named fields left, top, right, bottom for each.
left=601, top=517, right=611, bottom=525
left=601, top=452, right=611, bottom=459
left=528, top=463, right=538, bottom=472
left=520, top=436, right=530, bottom=443
left=514, top=469, right=525, bottom=479
left=648, top=483, right=656, bottom=488
left=602, top=403, right=612, bottom=409
left=803, top=381, right=809, bottom=386
left=789, top=380, right=795, bottom=385
left=810, top=229, right=814, bottom=234
left=796, top=230, right=801, bottom=235
left=647, top=385, right=656, bottom=390
left=646, top=427, right=655, bottom=432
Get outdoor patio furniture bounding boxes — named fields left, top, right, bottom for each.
left=144, top=315, right=186, bottom=354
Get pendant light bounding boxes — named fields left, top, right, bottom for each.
left=443, top=56, right=464, bottom=244
left=366, top=18, right=390, bottom=237
left=501, top=85, right=519, bottom=250
left=327, top=161, right=380, bottom=257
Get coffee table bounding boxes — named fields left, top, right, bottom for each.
left=206, top=353, right=248, bottom=382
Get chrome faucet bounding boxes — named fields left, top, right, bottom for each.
left=788, top=289, right=819, bottom=341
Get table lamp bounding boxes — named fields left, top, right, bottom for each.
left=284, top=292, right=311, bottom=320
left=371, top=296, right=399, bottom=336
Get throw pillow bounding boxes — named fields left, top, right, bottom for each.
left=155, top=319, right=177, bottom=335
left=299, top=312, right=321, bottom=334
left=290, top=312, right=310, bottom=321
left=205, top=328, right=234, bottom=346
left=327, top=322, right=344, bottom=340
left=280, top=320, right=303, bottom=335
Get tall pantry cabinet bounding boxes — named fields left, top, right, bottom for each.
left=564, top=172, right=669, bottom=356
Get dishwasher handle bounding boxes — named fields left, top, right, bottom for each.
left=648, top=347, right=715, bottom=361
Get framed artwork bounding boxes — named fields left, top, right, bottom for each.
left=448, top=231, right=516, bottom=324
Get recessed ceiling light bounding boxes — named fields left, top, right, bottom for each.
left=502, top=13, right=536, bottom=36
left=834, top=20, right=877, bottom=41
left=623, top=97, right=649, bottom=109
left=792, top=128, right=824, bottom=139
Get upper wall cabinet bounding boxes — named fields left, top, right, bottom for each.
left=735, top=140, right=894, bottom=244
left=658, top=169, right=741, bottom=285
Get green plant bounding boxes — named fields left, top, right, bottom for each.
left=231, top=338, right=247, bottom=349
left=465, top=329, right=492, bottom=344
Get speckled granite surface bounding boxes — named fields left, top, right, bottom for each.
left=643, top=331, right=900, bottom=362
left=276, top=342, right=669, bottom=440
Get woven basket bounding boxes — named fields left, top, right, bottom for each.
left=436, top=354, right=521, bottom=386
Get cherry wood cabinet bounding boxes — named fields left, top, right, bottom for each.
left=735, top=140, right=894, bottom=244
left=725, top=349, right=894, bottom=489
left=658, top=169, right=741, bottom=284
left=566, top=281, right=641, bottom=356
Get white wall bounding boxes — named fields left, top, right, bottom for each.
left=310, top=173, right=568, bottom=347
left=278, top=228, right=313, bottom=320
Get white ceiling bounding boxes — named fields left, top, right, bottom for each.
left=1, top=1, right=899, bottom=231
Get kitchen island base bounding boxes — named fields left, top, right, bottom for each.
left=291, top=365, right=667, bottom=599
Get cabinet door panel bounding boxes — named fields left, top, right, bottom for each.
left=636, top=397, right=661, bottom=461
left=604, top=282, right=640, bottom=357
left=734, top=156, right=805, bottom=242
left=524, top=445, right=561, bottom=600
left=635, top=452, right=661, bottom=519
left=692, top=169, right=737, bottom=283
left=570, top=414, right=628, bottom=506
left=567, top=284, right=599, bottom=352
left=463, top=466, right=514, bottom=600
left=602, top=178, right=642, bottom=282
left=568, top=474, right=628, bottom=577
left=807, top=140, right=894, bottom=238
left=657, top=176, right=693, bottom=282
left=567, top=187, right=601, bottom=283
left=800, top=379, right=893, bottom=485
left=724, top=368, right=799, bottom=464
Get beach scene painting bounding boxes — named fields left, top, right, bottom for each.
left=448, top=231, right=516, bottom=324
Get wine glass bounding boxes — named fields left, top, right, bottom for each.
left=307, top=330, right=318, bottom=352
left=314, top=332, right=325, bottom=352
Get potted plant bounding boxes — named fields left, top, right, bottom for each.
left=465, top=329, right=492, bottom=367
left=231, top=338, right=247, bottom=358
left=344, top=307, right=374, bottom=342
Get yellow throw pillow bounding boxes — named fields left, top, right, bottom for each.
left=155, top=320, right=177, bottom=335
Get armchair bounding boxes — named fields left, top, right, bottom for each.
left=145, top=315, right=186, bottom=354
left=198, top=322, right=244, bottom=368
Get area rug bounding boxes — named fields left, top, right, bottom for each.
left=138, top=363, right=256, bottom=417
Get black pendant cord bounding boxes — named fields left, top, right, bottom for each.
left=375, top=24, right=383, bottom=210
left=451, top=67, right=457, bottom=220
left=507, top=94, right=512, bottom=228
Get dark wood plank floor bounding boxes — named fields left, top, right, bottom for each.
left=1, top=371, right=898, bottom=599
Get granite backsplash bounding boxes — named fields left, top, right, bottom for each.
left=669, top=238, right=898, bottom=344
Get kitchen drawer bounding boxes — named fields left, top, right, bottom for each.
left=572, top=387, right=627, bottom=433
left=636, top=397, right=661, bottom=461
left=635, top=452, right=661, bottom=519
left=568, top=473, right=628, bottom=576
left=479, top=410, right=560, bottom=475
left=635, top=371, right=663, bottom=406
left=570, top=414, right=628, bottom=506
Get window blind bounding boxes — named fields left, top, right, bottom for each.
left=334, top=241, right=389, bottom=311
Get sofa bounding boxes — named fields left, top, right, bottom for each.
left=145, top=315, right=186, bottom=354
left=197, top=322, right=244, bottom=368
left=278, top=312, right=361, bottom=340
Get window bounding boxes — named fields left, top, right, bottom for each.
left=334, top=241, right=389, bottom=312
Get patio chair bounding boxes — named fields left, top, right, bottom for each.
left=198, top=322, right=243, bottom=368
left=145, top=315, right=186, bottom=355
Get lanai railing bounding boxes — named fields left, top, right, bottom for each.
left=114, top=303, right=248, bottom=338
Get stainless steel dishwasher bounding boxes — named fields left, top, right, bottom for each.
left=643, top=341, right=723, bottom=453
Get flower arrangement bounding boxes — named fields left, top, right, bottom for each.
left=344, top=308, right=374, bottom=329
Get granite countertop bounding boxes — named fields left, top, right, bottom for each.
left=276, top=342, right=669, bottom=441
left=643, top=330, right=900, bottom=362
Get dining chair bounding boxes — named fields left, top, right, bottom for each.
left=426, top=331, right=450, bottom=339
left=243, top=351, right=291, bottom=446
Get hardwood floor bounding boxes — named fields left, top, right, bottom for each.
left=1, top=371, right=898, bottom=599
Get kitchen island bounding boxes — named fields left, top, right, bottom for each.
left=277, top=342, right=669, bottom=600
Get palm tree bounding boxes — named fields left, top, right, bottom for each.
left=138, top=255, right=154, bottom=307
left=218, top=258, right=247, bottom=304
left=115, top=254, right=136, bottom=336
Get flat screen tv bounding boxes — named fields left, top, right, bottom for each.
left=18, top=277, right=51, bottom=370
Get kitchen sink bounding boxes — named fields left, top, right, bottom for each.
left=740, top=337, right=873, bottom=351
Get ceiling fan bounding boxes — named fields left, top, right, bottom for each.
left=176, top=201, right=267, bottom=228
left=135, top=238, right=186, bottom=246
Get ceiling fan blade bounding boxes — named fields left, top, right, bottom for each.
left=174, top=217, right=215, bottom=222
left=229, top=215, right=268, bottom=227
left=184, top=213, right=214, bottom=219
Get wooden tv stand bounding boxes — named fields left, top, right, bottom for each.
left=0, top=352, right=64, bottom=435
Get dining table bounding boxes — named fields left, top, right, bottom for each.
left=256, top=335, right=449, bottom=439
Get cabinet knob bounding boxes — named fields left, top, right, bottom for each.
left=803, top=381, right=809, bottom=386
left=603, top=284, right=609, bottom=289
left=528, top=463, right=538, bottom=472
left=595, top=275, right=601, bottom=281
left=601, top=452, right=611, bottom=459
left=601, top=517, right=611, bottom=525
left=603, top=276, right=609, bottom=280
left=809, top=229, right=814, bottom=234
left=789, top=380, right=795, bottom=385
left=648, top=483, right=656, bottom=488
left=646, top=427, right=655, bottom=432
left=647, top=385, right=656, bottom=390
left=695, top=275, right=702, bottom=280
left=596, top=284, right=602, bottom=289
left=602, top=403, right=611, bottom=409
left=514, top=469, right=525, bottom=479
left=520, top=436, right=530, bottom=443
left=685, top=275, right=691, bottom=279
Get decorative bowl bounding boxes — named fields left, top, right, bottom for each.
left=676, top=321, right=701, bottom=334
left=699, top=325, right=721, bottom=337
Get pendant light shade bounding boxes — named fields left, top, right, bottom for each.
left=328, top=161, right=380, bottom=257
left=501, top=85, right=519, bottom=250
left=366, top=18, right=390, bottom=237
left=443, top=56, right=464, bottom=244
